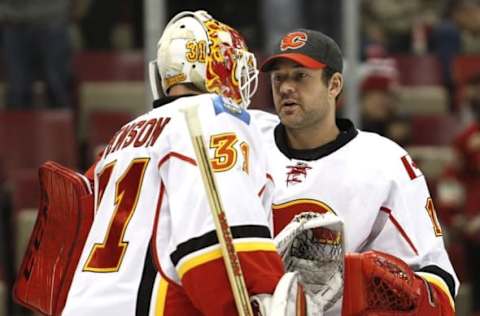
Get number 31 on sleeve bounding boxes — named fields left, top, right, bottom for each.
left=209, top=133, right=250, bottom=174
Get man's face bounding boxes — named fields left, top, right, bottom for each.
left=270, top=59, right=334, bottom=130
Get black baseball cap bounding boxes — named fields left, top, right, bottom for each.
left=260, top=29, right=343, bottom=73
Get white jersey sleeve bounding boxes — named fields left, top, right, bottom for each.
left=361, top=136, right=459, bottom=299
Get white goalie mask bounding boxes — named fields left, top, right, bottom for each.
left=149, top=10, right=258, bottom=108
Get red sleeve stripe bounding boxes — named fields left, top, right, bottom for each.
left=150, top=183, right=165, bottom=272
left=401, top=155, right=417, bottom=179
left=266, top=173, right=274, bottom=184
left=258, top=173, right=274, bottom=196
left=258, top=184, right=267, bottom=197
left=158, top=151, right=197, bottom=168
left=150, top=182, right=177, bottom=286
left=380, top=206, right=419, bottom=255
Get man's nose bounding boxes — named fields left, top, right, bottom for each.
left=279, top=80, right=295, bottom=96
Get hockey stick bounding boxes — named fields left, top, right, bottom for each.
left=181, top=105, right=253, bottom=316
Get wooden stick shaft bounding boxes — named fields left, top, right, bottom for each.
left=182, top=105, right=253, bottom=316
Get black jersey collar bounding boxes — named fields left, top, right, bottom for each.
left=274, top=119, right=358, bottom=160
left=152, top=94, right=199, bottom=108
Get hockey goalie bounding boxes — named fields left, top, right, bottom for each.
left=275, top=212, right=457, bottom=316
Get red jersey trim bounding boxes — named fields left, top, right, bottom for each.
left=258, top=184, right=267, bottom=197
left=151, top=182, right=165, bottom=272
left=181, top=250, right=283, bottom=315
left=380, top=206, right=419, bottom=255
left=158, top=152, right=197, bottom=168
left=416, top=271, right=455, bottom=310
left=266, top=173, right=274, bottom=184
left=401, top=155, right=417, bottom=179
left=258, top=173, right=275, bottom=197
left=150, top=182, right=177, bottom=286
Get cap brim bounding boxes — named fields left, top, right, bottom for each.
left=260, top=53, right=326, bottom=72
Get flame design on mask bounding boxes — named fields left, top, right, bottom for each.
left=203, top=19, right=247, bottom=104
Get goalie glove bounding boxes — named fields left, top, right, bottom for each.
left=274, top=212, right=345, bottom=313
left=251, top=272, right=322, bottom=316
left=342, top=250, right=455, bottom=316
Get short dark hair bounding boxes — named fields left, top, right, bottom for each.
left=321, top=66, right=337, bottom=85
left=321, top=66, right=343, bottom=101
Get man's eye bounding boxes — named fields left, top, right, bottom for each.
left=295, top=72, right=308, bottom=80
left=272, top=75, right=283, bottom=83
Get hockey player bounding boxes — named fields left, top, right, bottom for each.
left=14, top=11, right=316, bottom=316
left=63, top=10, right=296, bottom=316
left=253, top=29, right=459, bottom=315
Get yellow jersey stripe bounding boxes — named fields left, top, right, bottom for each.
left=177, top=242, right=277, bottom=279
left=273, top=198, right=332, bottom=210
left=154, top=276, right=169, bottom=316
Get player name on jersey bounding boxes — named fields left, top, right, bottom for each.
left=103, top=117, right=171, bottom=159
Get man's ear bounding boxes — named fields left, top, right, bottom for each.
left=329, top=73, right=343, bottom=99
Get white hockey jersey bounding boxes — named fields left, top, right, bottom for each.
left=251, top=110, right=459, bottom=315
left=62, top=95, right=284, bottom=315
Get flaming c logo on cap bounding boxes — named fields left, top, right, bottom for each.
left=280, top=31, right=308, bottom=51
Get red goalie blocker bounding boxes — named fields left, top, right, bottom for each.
left=342, top=251, right=454, bottom=316
left=13, top=161, right=94, bottom=316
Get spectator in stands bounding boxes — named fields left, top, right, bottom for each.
left=359, top=58, right=412, bottom=145
left=0, top=0, right=86, bottom=108
left=360, top=74, right=396, bottom=135
left=437, top=73, right=480, bottom=315
left=385, top=115, right=413, bottom=147
left=361, top=0, right=444, bottom=55
left=360, top=79, right=413, bottom=147
left=431, top=0, right=480, bottom=110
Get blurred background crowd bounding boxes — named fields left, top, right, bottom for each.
left=1, top=0, right=480, bottom=315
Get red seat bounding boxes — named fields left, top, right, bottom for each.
left=0, top=110, right=77, bottom=180
left=10, top=170, right=40, bottom=216
left=410, top=115, right=462, bottom=146
left=391, top=54, right=443, bottom=86
left=453, top=55, right=480, bottom=85
left=7, top=168, right=40, bottom=274
left=87, top=110, right=134, bottom=163
left=73, top=51, right=145, bottom=82
left=452, top=55, right=480, bottom=109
